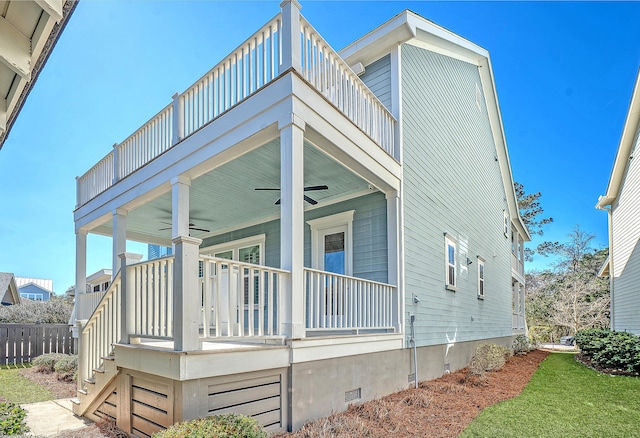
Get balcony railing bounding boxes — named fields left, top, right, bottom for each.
left=304, top=268, right=397, bottom=332
left=76, top=4, right=396, bottom=209
left=299, top=16, right=395, bottom=158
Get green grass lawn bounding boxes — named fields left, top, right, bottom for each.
left=0, top=368, right=53, bottom=404
left=460, top=353, right=640, bottom=438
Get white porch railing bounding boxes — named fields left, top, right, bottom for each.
left=304, top=268, right=397, bottom=332
left=199, top=256, right=288, bottom=338
left=78, top=271, right=122, bottom=390
left=127, top=257, right=174, bottom=338
left=77, top=290, right=107, bottom=321
left=299, top=16, right=396, bottom=158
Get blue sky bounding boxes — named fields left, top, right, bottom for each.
left=1, top=1, right=639, bottom=293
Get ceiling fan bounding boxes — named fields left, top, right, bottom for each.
left=159, top=221, right=210, bottom=233
left=254, top=185, right=329, bottom=205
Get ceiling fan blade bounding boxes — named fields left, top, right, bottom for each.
left=189, top=227, right=210, bottom=233
left=304, top=195, right=318, bottom=205
left=159, top=227, right=171, bottom=231
left=254, top=188, right=280, bottom=191
left=304, top=185, right=328, bottom=191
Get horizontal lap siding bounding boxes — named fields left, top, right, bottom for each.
left=360, top=55, right=392, bottom=110
left=202, top=193, right=388, bottom=283
left=611, top=128, right=640, bottom=334
left=401, top=44, right=512, bottom=346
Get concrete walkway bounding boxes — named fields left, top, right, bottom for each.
left=22, top=398, right=93, bottom=437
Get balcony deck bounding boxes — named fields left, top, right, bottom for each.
left=76, top=12, right=396, bottom=209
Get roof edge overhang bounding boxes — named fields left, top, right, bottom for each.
left=597, top=68, right=640, bottom=210
left=340, top=10, right=488, bottom=68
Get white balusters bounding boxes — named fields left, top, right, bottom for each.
left=304, top=268, right=396, bottom=332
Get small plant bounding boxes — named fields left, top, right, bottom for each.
left=469, top=343, right=512, bottom=375
left=152, top=413, right=267, bottom=438
left=512, top=334, right=531, bottom=355
left=32, top=353, right=67, bottom=373
left=0, top=401, right=29, bottom=435
left=54, top=355, right=78, bottom=382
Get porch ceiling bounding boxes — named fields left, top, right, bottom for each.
left=92, top=140, right=372, bottom=245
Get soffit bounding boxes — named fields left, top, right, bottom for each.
left=94, top=140, right=371, bottom=245
left=0, top=0, right=76, bottom=151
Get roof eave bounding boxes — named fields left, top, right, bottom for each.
left=598, top=68, right=640, bottom=207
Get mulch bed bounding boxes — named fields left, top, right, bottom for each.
left=19, top=367, right=77, bottom=399
left=282, top=349, right=550, bottom=438
left=575, top=353, right=640, bottom=377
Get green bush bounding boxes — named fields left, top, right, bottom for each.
left=152, top=414, right=266, bottom=438
left=575, top=329, right=640, bottom=372
left=32, top=353, right=67, bottom=373
left=469, top=343, right=512, bottom=375
left=512, top=334, right=531, bottom=355
left=0, top=402, right=29, bottom=435
left=54, top=355, right=78, bottom=382
left=574, top=328, right=611, bottom=356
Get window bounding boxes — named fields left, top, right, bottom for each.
left=477, top=257, right=485, bottom=299
left=445, top=234, right=457, bottom=290
left=93, top=285, right=100, bottom=292
left=102, top=281, right=110, bottom=291
left=20, top=293, right=43, bottom=301
left=503, top=210, right=509, bottom=237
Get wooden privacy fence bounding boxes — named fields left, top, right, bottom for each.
left=0, top=324, right=74, bottom=365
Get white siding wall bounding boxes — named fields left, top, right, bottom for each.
left=401, top=44, right=513, bottom=347
left=611, top=127, right=640, bottom=334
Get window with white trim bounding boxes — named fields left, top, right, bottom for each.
left=504, top=210, right=509, bottom=237
left=445, top=234, right=457, bottom=290
left=477, top=257, right=485, bottom=299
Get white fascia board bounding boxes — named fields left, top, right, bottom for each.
left=341, top=10, right=488, bottom=69
left=0, top=97, right=6, bottom=133
left=476, top=55, right=531, bottom=241
left=598, top=70, right=640, bottom=208
left=0, top=16, right=31, bottom=80
left=35, top=0, right=64, bottom=23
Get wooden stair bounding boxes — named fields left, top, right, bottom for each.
left=72, top=354, right=120, bottom=419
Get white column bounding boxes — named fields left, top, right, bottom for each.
left=75, top=229, right=87, bottom=318
left=171, top=176, right=191, bottom=239
left=112, top=208, right=127, bottom=278
left=279, top=0, right=302, bottom=74
left=172, top=235, right=202, bottom=351
left=279, top=114, right=305, bottom=339
left=386, top=190, right=402, bottom=332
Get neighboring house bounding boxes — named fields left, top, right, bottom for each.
left=0, top=0, right=77, bottom=150
left=71, top=3, right=529, bottom=434
left=0, top=273, right=21, bottom=305
left=148, top=244, right=172, bottom=260
left=597, top=70, right=640, bottom=335
left=15, top=277, right=53, bottom=301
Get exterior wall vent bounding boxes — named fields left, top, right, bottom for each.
left=345, top=388, right=362, bottom=402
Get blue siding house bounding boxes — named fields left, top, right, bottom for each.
left=71, top=3, right=529, bottom=434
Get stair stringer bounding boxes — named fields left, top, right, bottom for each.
left=72, top=356, right=121, bottom=418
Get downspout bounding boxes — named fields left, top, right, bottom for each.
left=606, top=207, right=614, bottom=330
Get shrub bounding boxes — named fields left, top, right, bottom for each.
left=468, top=343, right=512, bottom=375
left=152, top=413, right=267, bottom=438
left=0, top=402, right=29, bottom=435
left=32, top=353, right=67, bottom=373
left=54, top=355, right=78, bottom=382
left=575, top=329, right=640, bottom=373
left=512, top=334, right=531, bottom=355
left=574, top=328, right=611, bottom=356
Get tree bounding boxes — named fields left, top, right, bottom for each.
left=514, top=182, right=553, bottom=261
left=0, top=295, right=73, bottom=324
left=548, top=228, right=609, bottom=334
